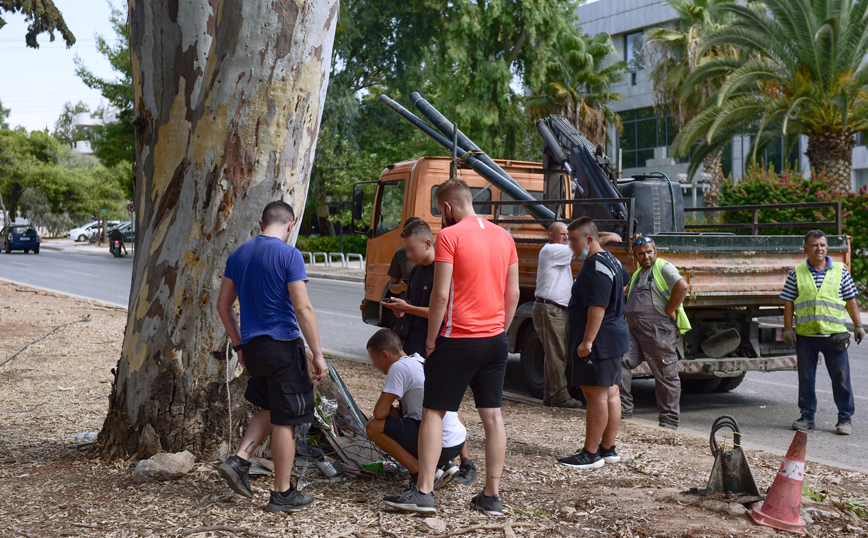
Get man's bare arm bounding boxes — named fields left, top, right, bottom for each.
left=217, top=278, right=241, bottom=347
left=598, top=232, right=622, bottom=246
left=665, top=278, right=689, bottom=320
left=287, top=280, right=327, bottom=381
left=373, top=392, right=399, bottom=420
left=503, top=262, right=520, bottom=332
left=578, top=305, right=606, bottom=357
left=427, top=261, right=453, bottom=353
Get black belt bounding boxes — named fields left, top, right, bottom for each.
left=535, top=297, right=567, bottom=310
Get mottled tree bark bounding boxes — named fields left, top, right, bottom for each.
left=100, top=0, right=339, bottom=459
left=807, top=133, right=856, bottom=193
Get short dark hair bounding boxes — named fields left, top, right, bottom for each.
left=366, top=328, right=403, bottom=355
left=567, top=216, right=598, bottom=240
left=804, top=230, right=827, bottom=245
left=403, top=216, right=423, bottom=229
left=401, top=219, right=433, bottom=242
left=434, top=178, right=473, bottom=206
left=261, top=201, right=296, bottom=227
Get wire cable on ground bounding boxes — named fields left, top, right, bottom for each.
left=0, top=314, right=93, bottom=368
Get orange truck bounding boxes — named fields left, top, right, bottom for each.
left=351, top=155, right=851, bottom=399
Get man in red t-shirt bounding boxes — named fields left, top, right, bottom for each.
left=384, top=179, right=520, bottom=516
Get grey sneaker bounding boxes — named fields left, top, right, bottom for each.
left=793, top=417, right=815, bottom=431
left=470, top=491, right=503, bottom=516
left=383, top=485, right=436, bottom=514
left=837, top=422, right=852, bottom=435
left=217, top=455, right=254, bottom=499
left=265, top=486, right=315, bottom=512
left=434, top=464, right=458, bottom=489
left=452, top=458, right=477, bottom=486
left=598, top=444, right=620, bottom=464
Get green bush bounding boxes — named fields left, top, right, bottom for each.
left=713, top=164, right=868, bottom=284
left=295, top=235, right=368, bottom=256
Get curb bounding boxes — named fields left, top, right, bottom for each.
left=39, top=243, right=137, bottom=258
left=0, top=277, right=128, bottom=310
left=306, top=271, right=364, bottom=283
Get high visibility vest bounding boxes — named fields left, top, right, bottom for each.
left=794, top=262, right=847, bottom=335
left=627, top=258, right=692, bottom=335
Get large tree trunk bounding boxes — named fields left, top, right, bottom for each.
left=701, top=150, right=724, bottom=207
left=806, top=133, right=856, bottom=192
left=99, top=0, right=339, bottom=459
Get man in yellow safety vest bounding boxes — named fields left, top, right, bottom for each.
left=619, top=236, right=690, bottom=430
left=782, top=230, right=864, bottom=435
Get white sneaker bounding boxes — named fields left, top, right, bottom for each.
left=433, top=464, right=458, bottom=489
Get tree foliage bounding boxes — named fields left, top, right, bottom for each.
left=672, top=0, right=868, bottom=189
left=0, top=99, right=10, bottom=130
left=0, top=0, right=74, bottom=47
left=527, top=32, right=627, bottom=147
left=74, top=3, right=134, bottom=198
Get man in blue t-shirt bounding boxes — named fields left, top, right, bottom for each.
left=216, top=201, right=327, bottom=513
left=559, top=217, right=630, bottom=471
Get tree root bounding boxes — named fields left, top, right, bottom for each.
left=178, top=525, right=281, bottom=538
left=430, top=522, right=533, bottom=538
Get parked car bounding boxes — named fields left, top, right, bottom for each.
left=1, top=225, right=40, bottom=254
left=116, top=222, right=135, bottom=242
left=68, top=222, right=100, bottom=242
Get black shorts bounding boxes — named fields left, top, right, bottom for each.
left=241, top=336, right=315, bottom=426
left=383, top=415, right=465, bottom=467
left=572, top=355, right=622, bottom=387
left=423, top=333, right=509, bottom=411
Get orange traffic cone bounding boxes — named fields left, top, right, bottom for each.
left=747, top=431, right=808, bottom=535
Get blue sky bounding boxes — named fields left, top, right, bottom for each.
left=1, top=0, right=118, bottom=132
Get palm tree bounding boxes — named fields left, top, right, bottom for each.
left=643, top=0, right=737, bottom=197
left=672, top=0, right=868, bottom=191
left=527, top=32, right=627, bottom=147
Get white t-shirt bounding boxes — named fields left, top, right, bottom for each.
left=382, top=354, right=467, bottom=448
left=535, top=242, right=574, bottom=307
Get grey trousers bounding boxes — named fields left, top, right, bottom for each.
left=532, top=301, right=571, bottom=405
left=619, top=318, right=681, bottom=427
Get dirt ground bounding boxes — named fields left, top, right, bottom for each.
left=3, top=280, right=868, bottom=538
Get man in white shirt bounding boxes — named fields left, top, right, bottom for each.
left=533, top=222, right=620, bottom=408
left=365, top=329, right=467, bottom=503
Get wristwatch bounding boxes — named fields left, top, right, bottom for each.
left=233, top=344, right=243, bottom=352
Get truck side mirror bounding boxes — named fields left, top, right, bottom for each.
left=352, top=187, right=365, bottom=221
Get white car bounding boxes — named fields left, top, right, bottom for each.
left=68, top=222, right=100, bottom=242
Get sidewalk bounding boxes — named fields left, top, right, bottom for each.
left=305, top=263, right=364, bottom=283
left=40, top=238, right=135, bottom=257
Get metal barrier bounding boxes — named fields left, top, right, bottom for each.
left=300, top=251, right=313, bottom=264
left=328, top=252, right=347, bottom=268
left=346, top=253, right=364, bottom=269
left=311, top=252, right=329, bottom=267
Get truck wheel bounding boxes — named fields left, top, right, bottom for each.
left=713, top=373, right=746, bottom=393
left=519, top=324, right=545, bottom=400
left=681, top=378, right=722, bottom=393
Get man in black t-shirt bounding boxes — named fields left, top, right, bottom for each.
left=383, top=219, right=478, bottom=486
left=387, top=217, right=424, bottom=299
left=559, top=217, right=630, bottom=470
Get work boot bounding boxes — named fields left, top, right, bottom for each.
left=265, top=485, right=315, bottom=512
left=837, top=422, right=852, bottom=435
left=553, top=398, right=582, bottom=409
left=792, top=417, right=815, bottom=431
left=383, top=485, right=436, bottom=514
left=217, top=455, right=254, bottom=499
left=470, top=491, right=503, bottom=516
left=452, top=458, right=478, bottom=486
left=659, top=422, right=677, bottom=430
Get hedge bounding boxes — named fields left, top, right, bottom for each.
left=295, top=235, right=368, bottom=256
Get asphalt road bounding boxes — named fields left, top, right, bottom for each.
left=2, top=249, right=866, bottom=470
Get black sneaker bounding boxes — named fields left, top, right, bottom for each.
left=265, top=485, right=315, bottom=512
left=434, top=464, right=458, bottom=489
left=383, top=485, right=436, bottom=514
left=470, top=491, right=503, bottom=516
left=598, top=444, right=620, bottom=464
left=217, top=455, right=254, bottom=498
left=559, top=448, right=604, bottom=470
left=452, top=458, right=478, bottom=485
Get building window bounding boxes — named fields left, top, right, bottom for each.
left=755, top=136, right=800, bottom=173
left=619, top=107, right=676, bottom=170
left=855, top=169, right=868, bottom=192
left=624, top=31, right=645, bottom=72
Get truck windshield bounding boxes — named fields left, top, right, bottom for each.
left=375, top=180, right=405, bottom=236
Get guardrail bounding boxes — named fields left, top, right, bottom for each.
left=328, top=252, right=346, bottom=268
left=346, top=253, right=364, bottom=269
left=684, top=201, right=842, bottom=235
left=310, top=252, right=329, bottom=266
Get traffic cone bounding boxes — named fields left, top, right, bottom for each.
left=747, top=431, right=808, bottom=535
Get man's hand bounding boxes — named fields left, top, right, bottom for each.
left=856, top=326, right=865, bottom=345
left=383, top=297, right=410, bottom=313
left=389, top=406, right=402, bottom=418
left=577, top=340, right=593, bottom=358
left=236, top=349, right=245, bottom=369
left=598, top=232, right=622, bottom=246
left=783, top=327, right=796, bottom=347
left=311, top=353, right=328, bottom=381
left=665, top=307, right=677, bottom=321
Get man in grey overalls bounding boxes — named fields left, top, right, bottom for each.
left=619, top=236, right=690, bottom=429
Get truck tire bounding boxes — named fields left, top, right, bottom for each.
left=681, top=378, right=722, bottom=393
left=519, top=324, right=545, bottom=400
left=713, top=373, right=746, bottom=393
